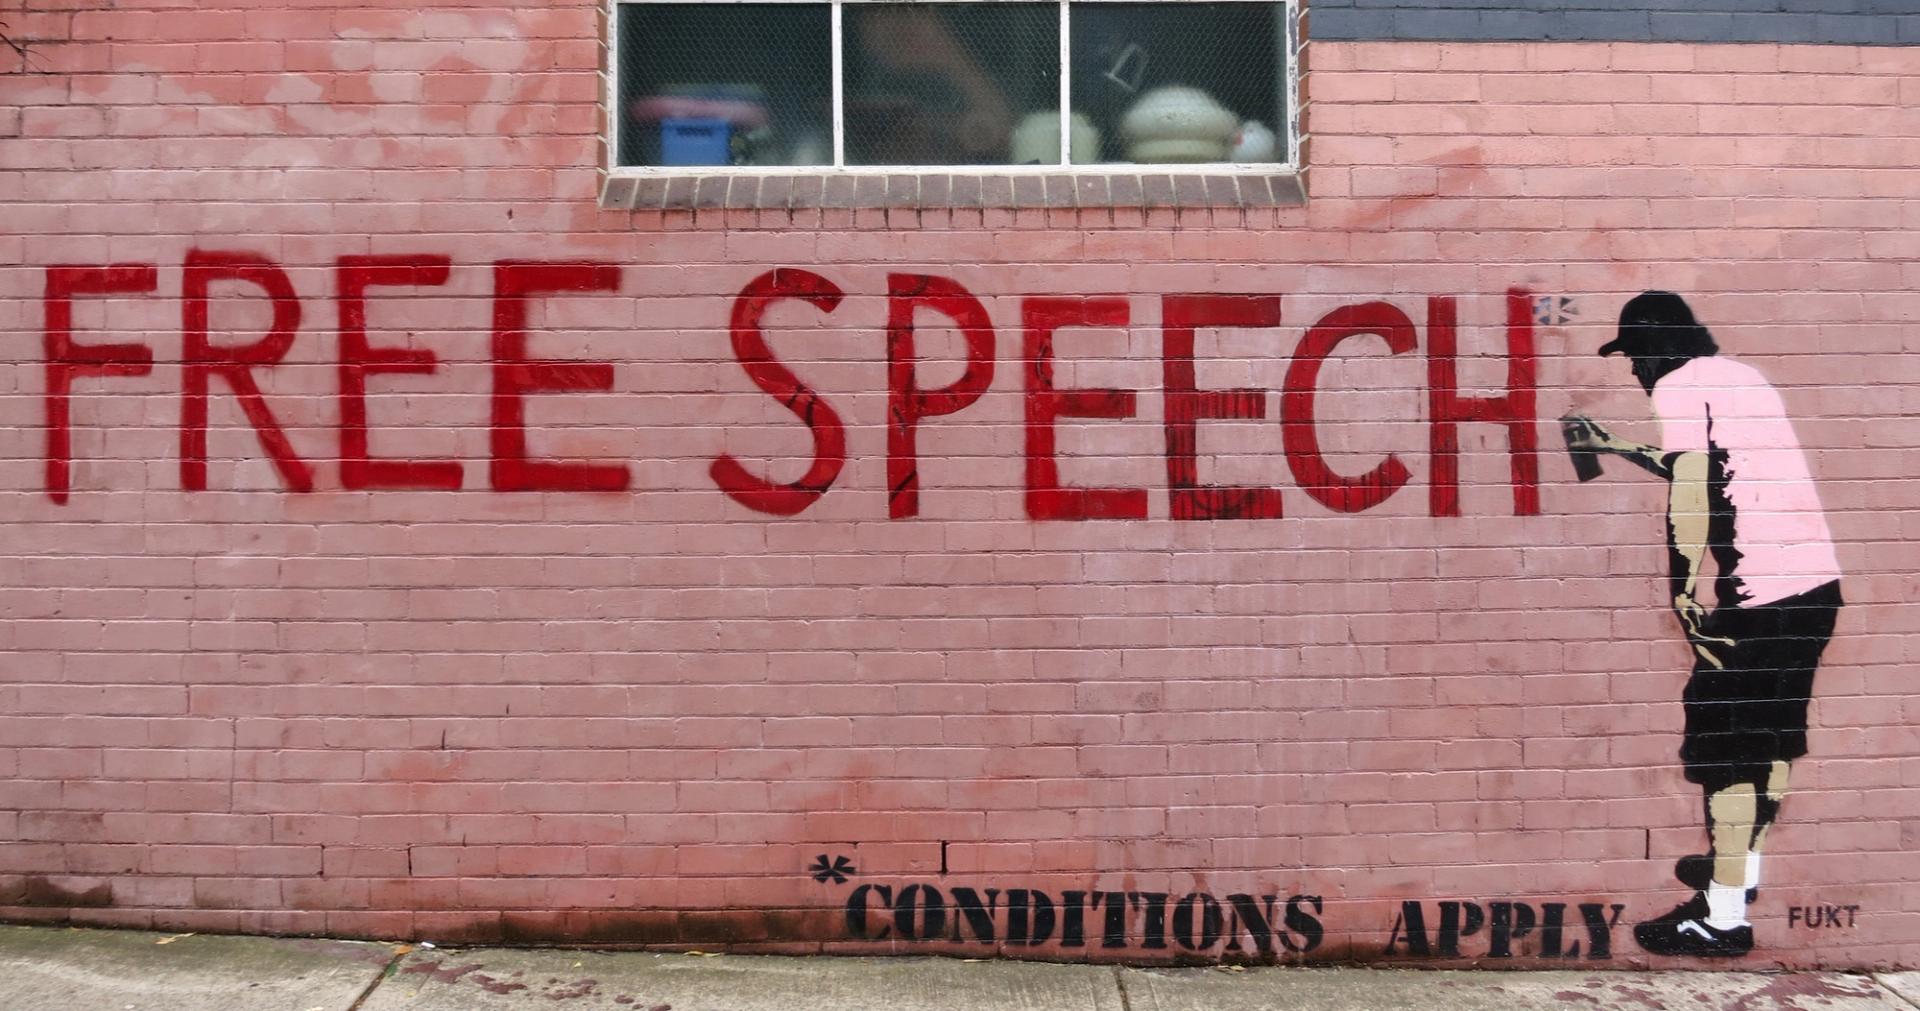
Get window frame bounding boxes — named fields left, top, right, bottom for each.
left=599, top=0, right=1304, bottom=208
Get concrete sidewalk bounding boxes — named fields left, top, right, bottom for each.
left=4, top=924, right=1919, bottom=1011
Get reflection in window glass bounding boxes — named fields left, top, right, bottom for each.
left=1069, top=2, right=1284, bottom=165
left=844, top=4, right=1060, bottom=166
left=618, top=4, right=832, bottom=168
left=612, top=0, right=1295, bottom=171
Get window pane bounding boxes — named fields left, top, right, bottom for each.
left=1069, top=2, right=1285, bottom=165
left=618, top=3, right=832, bottom=168
left=844, top=3, right=1061, bottom=167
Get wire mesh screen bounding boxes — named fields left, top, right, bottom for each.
left=1073, top=2, right=1284, bottom=165
left=617, top=3, right=834, bottom=168
left=614, top=0, right=1290, bottom=170
left=843, top=4, right=1060, bottom=167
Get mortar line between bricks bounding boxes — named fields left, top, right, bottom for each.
left=1112, top=964, right=1132, bottom=1011
left=343, top=948, right=407, bottom=1011
left=1872, top=974, right=1920, bottom=1011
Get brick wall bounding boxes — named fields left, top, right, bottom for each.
left=3, top=2, right=1919, bottom=969
left=1309, top=0, right=1920, bottom=45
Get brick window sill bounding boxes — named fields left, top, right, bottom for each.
left=597, top=170, right=1306, bottom=212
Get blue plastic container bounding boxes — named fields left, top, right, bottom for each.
left=660, top=118, right=731, bottom=166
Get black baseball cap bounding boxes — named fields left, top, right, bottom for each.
left=1598, top=290, right=1698, bottom=357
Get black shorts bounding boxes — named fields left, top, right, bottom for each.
left=1680, top=580, right=1843, bottom=792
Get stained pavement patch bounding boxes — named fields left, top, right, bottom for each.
left=0, top=924, right=396, bottom=1011
left=4, top=925, right=1917, bottom=1011
left=360, top=949, right=1126, bottom=1011
left=1119, top=966, right=1910, bottom=1011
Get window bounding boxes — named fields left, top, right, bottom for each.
left=603, top=0, right=1302, bottom=206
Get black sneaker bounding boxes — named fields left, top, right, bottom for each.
left=1634, top=894, right=1754, bottom=958
left=1674, top=853, right=1758, bottom=903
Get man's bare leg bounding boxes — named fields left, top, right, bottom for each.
left=1700, top=759, right=1795, bottom=928
left=1743, top=759, right=1790, bottom=890
left=1636, top=777, right=1762, bottom=954
left=1708, top=783, right=1756, bottom=887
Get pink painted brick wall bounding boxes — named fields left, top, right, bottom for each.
left=3, top=2, right=1919, bottom=968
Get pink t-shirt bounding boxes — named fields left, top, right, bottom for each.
left=1652, top=356, right=1841, bottom=608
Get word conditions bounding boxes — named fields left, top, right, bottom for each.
left=43, top=256, right=1540, bottom=516
left=843, top=883, right=1325, bottom=956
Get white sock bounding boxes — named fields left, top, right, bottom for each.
left=1706, top=881, right=1749, bottom=929
left=1745, top=851, right=1762, bottom=890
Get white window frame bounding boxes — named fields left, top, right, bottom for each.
left=603, top=0, right=1302, bottom=178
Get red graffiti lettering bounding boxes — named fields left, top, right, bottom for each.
left=713, top=268, right=848, bottom=515
left=1022, top=296, right=1146, bottom=521
left=1427, top=288, right=1539, bottom=517
left=337, top=254, right=461, bottom=490
left=489, top=260, right=629, bottom=492
left=887, top=274, right=995, bottom=519
left=38, top=255, right=1550, bottom=520
left=43, top=264, right=158, bottom=504
left=180, top=249, right=313, bottom=492
left=1161, top=294, right=1285, bottom=520
left=1282, top=302, right=1416, bottom=513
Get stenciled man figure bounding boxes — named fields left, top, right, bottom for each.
left=1566, top=291, right=1842, bottom=958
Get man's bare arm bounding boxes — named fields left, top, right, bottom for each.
left=1667, top=450, right=1710, bottom=600
left=1562, top=415, right=1673, bottom=479
left=1608, top=438, right=1673, bottom=479
left=1565, top=418, right=1726, bottom=663
left=1666, top=450, right=1727, bottom=667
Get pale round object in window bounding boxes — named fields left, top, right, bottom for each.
left=1119, top=85, right=1241, bottom=159
left=1230, top=120, right=1278, bottom=162
left=1010, top=110, right=1102, bottom=165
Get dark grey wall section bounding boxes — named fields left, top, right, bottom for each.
left=1309, top=0, right=1920, bottom=46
